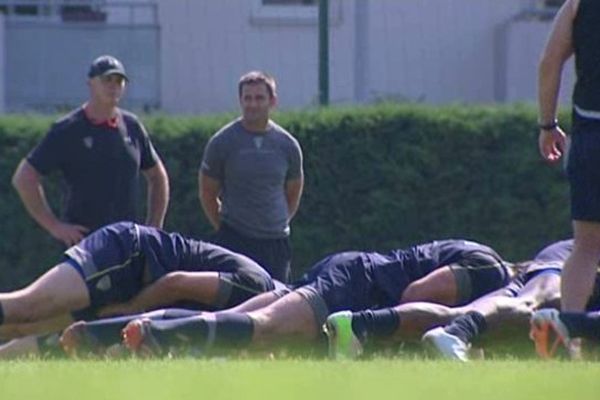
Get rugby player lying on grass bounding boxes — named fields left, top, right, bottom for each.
left=0, top=221, right=274, bottom=357
left=326, top=240, right=600, bottom=361
left=95, top=239, right=513, bottom=358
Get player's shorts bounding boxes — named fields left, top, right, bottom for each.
left=567, top=115, right=600, bottom=222
left=447, top=250, right=511, bottom=305
left=64, top=222, right=146, bottom=320
left=212, top=268, right=275, bottom=310
left=293, top=252, right=392, bottom=328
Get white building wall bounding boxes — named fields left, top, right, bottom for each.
left=158, top=0, right=570, bottom=114
left=366, top=0, right=525, bottom=104
left=505, top=20, right=574, bottom=104
left=159, top=0, right=356, bottom=114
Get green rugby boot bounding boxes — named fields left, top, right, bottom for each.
left=324, top=311, right=363, bottom=360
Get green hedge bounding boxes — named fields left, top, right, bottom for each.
left=0, top=104, right=571, bottom=290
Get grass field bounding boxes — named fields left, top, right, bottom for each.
left=0, top=358, right=599, bottom=400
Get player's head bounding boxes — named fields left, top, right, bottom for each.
left=238, top=71, right=276, bottom=99
left=87, top=55, right=128, bottom=106
left=238, top=71, right=277, bottom=125
left=88, top=55, right=128, bottom=81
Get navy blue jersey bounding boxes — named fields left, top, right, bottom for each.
left=136, top=224, right=270, bottom=281
left=295, top=240, right=509, bottom=318
left=534, top=239, right=574, bottom=263
left=27, top=107, right=159, bottom=231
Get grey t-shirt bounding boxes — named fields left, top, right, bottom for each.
left=201, top=118, right=303, bottom=239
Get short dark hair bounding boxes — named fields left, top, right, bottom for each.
left=238, top=71, right=277, bottom=98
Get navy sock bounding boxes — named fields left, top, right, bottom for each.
left=150, top=316, right=210, bottom=348
left=159, top=308, right=201, bottom=320
left=83, top=310, right=199, bottom=348
left=87, top=314, right=147, bottom=346
left=351, top=309, right=400, bottom=341
left=444, top=311, right=487, bottom=344
left=560, top=312, right=600, bottom=341
left=149, top=313, right=254, bottom=351
left=0, top=303, right=4, bottom=325
left=212, top=313, right=254, bottom=349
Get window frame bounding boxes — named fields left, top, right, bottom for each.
left=250, top=0, right=341, bottom=26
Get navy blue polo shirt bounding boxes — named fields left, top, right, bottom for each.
left=27, top=107, right=159, bottom=231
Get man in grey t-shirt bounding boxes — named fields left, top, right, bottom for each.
left=199, top=71, right=304, bottom=282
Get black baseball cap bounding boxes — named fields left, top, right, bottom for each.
left=88, top=55, right=128, bottom=81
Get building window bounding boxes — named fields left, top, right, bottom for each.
left=0, top=0, right=105, bottom=21
left=262, top=0, right=316, bottom=5
left=541, top=0, right=566, bottom=8
left=251, top=0, right=340, bottom=26
left=520, top=0, right=566, bottom=21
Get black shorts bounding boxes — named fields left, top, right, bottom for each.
left=567, top=116, right=600, bottom=222
left=447, top=250, right=511, bottom=305
left=293, top=252, right=391, bottom=327
left=214, top=223, right=291, bottom=283
left=64, top=222, right=146, bottom=320
left=214, top=268, right=275, bottom=310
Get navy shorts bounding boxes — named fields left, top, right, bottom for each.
left=64, top=222, right=146, bottom=320
left=447, top=251, right=511, bottom=305
left=567, top=116, right=600, bottom=222
left=293, top=252, right=391, bottom=327
left=207, top=268, right=275, bottom=310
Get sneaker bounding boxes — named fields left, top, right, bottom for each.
left=529, top=309, right=571, bottom=359
left=121, top=318, right=162, bottom=357
left=60, top=321, right=103, bottom=358
left=323, top=311, right=363, bottom=360
left=422, top=327, right=470, bottom=362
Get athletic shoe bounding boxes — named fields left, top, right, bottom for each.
left=60, top=321, right=102, bottom=357
left=324, top=311, right=363, bottom=360
left=121, top=318, right=162, bottom=357
left=422, top=327, right=470, bottom=362
left=529, top=309, right=571, bottom=359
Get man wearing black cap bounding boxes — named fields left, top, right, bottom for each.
left=12, top=55, right=169, bottom=246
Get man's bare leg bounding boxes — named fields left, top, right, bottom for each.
left=223, top=291, right=282, bottom=314
left=561, top=221, right=600, bottom=312
left=0, top=263, right=89, bottom=327
left=0, top=336, right=40, bottom=359
left=0, top=314, right=73, bottom=339
left=423, top=272, right=561, bottom=360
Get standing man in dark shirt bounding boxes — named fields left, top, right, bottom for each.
left=199, top=71, right=303, bottom=283
left=12, top=55, right=169, bottom=246
left=537, top=0, right=600, bottom=332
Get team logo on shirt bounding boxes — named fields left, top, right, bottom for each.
left=253, top=136, right=264, bottom=150
left=83, top=136, right=94, bottom=149
left=95, top=275, right=112, bottom=291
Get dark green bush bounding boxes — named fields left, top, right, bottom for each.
left=0, top=104, right=571, bottom=289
